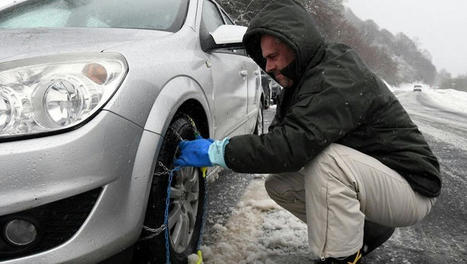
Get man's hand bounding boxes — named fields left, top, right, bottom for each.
left=174, top=137, right=214, bottom=168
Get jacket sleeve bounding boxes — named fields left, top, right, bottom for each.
left=224, top=74, right=372, bottom=173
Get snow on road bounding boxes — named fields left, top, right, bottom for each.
left=391, top=83, right=467, bottom=115
left=422, top=89, right=467, bottom=114
left=0, top=0, right=18, bottom=9
left=196, top=177, right=312, bottom=264
left=390, top=84, right=467, bottom=151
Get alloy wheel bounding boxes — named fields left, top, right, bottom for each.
left=169, top=167, right=200, bottom=253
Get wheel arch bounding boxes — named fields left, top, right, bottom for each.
left=177, top=100, right=209, bottom=138
left=132, top=77, right=210, bottom=261
left=128, top=76, right=211, bottom=254
left=143, top=75, right=212, bottom=138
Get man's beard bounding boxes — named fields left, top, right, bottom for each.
left=278, top=60, right=297, bottom=88
left=275, top=73, right=293, bottom=88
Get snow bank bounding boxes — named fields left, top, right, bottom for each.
left=422, top=88, right=467, bottom=115
left=0, top=0, right=18, bottom=9
left=199, top=179, right=274, bottom=263
left=392, top=83, right=467, bottom=115
left=198, top=178, right=312, bottom=264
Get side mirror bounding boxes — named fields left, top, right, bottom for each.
left=204, top=25, right=247, bottom=51
left=211, top=25, right=247, bottom=45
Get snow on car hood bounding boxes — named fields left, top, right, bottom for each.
left=0, top=27, right=172, bottom=63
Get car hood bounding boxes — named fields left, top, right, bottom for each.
left=0, top=27, right=172, bottom=62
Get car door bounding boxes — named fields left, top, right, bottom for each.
left=220, top=8, right=262, bottom=133
left=201, top=0, right=248, bottom=139
left=244, top=53, right=262, bottom=131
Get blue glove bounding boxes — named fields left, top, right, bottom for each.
left=174, top=137, right=214, bottom=167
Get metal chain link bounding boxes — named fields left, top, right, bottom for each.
left=185, top=116, right=209, bottom=262
left=140, top=225, right=167, bottom=241
left=169, top=126, right=184, bottom=141
left=156, top=125, right=187, bottom=264
left=154, top=161, right=171, bottom=177
left=164, top=166, right=178, bottom=264
left=147, top=117, right=207, bottom=264
left=141, top=161, right=172, bottom=241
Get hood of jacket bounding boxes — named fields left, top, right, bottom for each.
left=242, top=0, right=325, bottom=81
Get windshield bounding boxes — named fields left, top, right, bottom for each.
left=0, top=0, right=189, bottom=32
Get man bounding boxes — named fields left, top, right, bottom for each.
left=175, top=0, right=441, bottom=263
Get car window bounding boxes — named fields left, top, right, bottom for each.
left=0, top=0, right=189, bottom=32
left=221, top=10, right=234, bottom=25
left=202, top=0, right=224, bottom=33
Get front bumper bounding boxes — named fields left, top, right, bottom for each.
left=0, top=110, right=162, bottom=263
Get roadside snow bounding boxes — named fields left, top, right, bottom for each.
left=389, top=83, right=467, bottom=149
left=198, top=177, right=312, bottom=264
left=391, top=83, right=467, bottom=115
left=0, top=0, right=19, bottom=9
left=422, top=88, right=467, bottom=114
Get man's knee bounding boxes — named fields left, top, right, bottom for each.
left=265, top=174, right=307, bottom=222
left=301, top=144, right=346, bottom=181
left=264, top=174, right=302, bottom=204
left=264, top=174, right=284, bottom=201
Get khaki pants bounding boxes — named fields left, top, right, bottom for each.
left=265, top=144, right=435, bottom=259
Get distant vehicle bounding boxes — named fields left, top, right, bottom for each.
left=413, top=84, right=423, bottom=92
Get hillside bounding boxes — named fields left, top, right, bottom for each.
left=218, top=0, right=437, bottom=86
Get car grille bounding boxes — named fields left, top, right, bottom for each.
left=0, top=188, right=102, bottom=261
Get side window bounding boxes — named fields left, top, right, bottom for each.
left=221, top=10, right=234, bottom=25
left=202, top=0, right=224, bottom=33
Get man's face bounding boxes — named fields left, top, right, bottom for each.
left=261, top=35, right=296, bottom=88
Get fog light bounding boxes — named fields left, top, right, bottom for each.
left=4, top=219, right=38, bottom=246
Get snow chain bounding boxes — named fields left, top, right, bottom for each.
left=187, top=116, right=209, bottom=264
left=149, top=115, right=207, bottom=264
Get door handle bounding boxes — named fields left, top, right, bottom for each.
left=239, top=70, right=248, bottom=77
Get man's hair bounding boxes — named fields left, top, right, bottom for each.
left=262, top=34, right=283, bottom=45
left=261, top=34, right=296, bottom=56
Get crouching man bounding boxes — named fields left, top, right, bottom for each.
left=175, top=0, right=441, bottom=263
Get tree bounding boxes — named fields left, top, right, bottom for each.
left=216, top=0, right=437, bottom=85
left=218, top=0, right=270, bottom=25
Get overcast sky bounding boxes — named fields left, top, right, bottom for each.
left=344, top=0, right=467, bottom=77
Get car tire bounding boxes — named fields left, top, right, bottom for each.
left=134, top=114, right=206, bottom=264
left=254, top=101, right=264, bottom=135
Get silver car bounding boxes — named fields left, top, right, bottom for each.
left=0, top=0, right=264, bottom=263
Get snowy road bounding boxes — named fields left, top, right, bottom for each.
left=396, top=89, right=467, bottom=149
left=199, top=87, right=467, bottom=264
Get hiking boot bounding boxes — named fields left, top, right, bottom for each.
left=362, top=220, right=395, bottom=256
left=319, top=250, right=363, bottom=264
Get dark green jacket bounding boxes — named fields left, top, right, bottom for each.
left=225, top=0, right=441, bottom=197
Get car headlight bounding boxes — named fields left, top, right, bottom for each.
left=0, top=52, right=128, bottom=139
